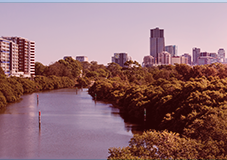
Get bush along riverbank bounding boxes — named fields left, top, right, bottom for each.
left=88, top=62, right=227, bottom=159
left=0, top=75, right=75, bottom=109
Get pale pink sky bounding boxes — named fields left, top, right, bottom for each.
left=0, top=3, right=226, bottom=65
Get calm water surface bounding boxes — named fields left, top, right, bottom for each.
left=0, top=88, right=136, bottom=159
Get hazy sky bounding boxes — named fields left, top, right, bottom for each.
left=0, top=3, right=226, bottom=65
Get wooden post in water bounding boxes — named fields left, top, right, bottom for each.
left=37, top=94, right=39, bottom=104
left=38, top=110, right=41, bottom=127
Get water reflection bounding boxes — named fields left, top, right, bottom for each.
left=0, top=88, right=136, bottom=159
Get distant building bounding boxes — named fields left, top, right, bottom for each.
left=171, top=56, right=181, bottom=65
left=64, top=56, right=75, bottom=60
left=210, top=52, right=218, bottom=64
left=112, top=52, right=132, bottom=67
left=192, top=47, right=200, bottom=65
left=143, top=55, right=154, bottom=67
left=76, top=56, right=88, bottom=62
left=182, top=53, right=191, bottom=65
left=218, top=48, right=225, bottom=62
left=158, top=51, right=171, bottom=65
left=165, top=45, right=177, bottom=57
left=2, top=36, right=35, bottom=76
left=198, top=52, right=211, bottom=65
left=181, top=56, right=188, bottom=64
left=0, top=38, right=11, bottom=75
left=150, top=27, right=165, bottom=63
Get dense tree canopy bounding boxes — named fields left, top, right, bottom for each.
left=87, top=62, right=227, bottom=159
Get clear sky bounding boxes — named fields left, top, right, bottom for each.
left=0, top=3, right=226, bottom=65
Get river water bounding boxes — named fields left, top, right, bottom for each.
left=0, top=88, right=136, bottom=159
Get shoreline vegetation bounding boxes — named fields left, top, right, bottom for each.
left=87, top=61, right=227, bottom=159
left=2, top=57, right=227, bottom=158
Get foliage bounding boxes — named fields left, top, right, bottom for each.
left=77, top=77, right=90, bottom=87
left=87, top=62, right=227, bottom=159
left=108, top=130, right=227, bottom=159
left=0, top=66, right=5, bottom=76
left=0, top=74, right=75, bottom=109
left=35, top=57, right=82, bottom=79
left=35, top=62, right=47, bottom=75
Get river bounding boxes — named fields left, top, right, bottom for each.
left=0, top=88, right=137, bottom=159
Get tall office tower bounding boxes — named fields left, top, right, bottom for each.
left=150, top=27, right=165, bottom=63
left=182, top=53, right=191, bottom=65
left=218, top=48, right=225, bottom=62
left=165, top=45, right=177, bottom=57
left=112, top=52, right=132, bottom=67
left=0, top=38, right=10, bottom=75
left=192, top=47, right=200, bottom=65
left=2, top=37, right=35, bottom=76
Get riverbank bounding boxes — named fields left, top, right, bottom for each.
left=88, top=76, right=227, bottom=134
left=89, top=76, right=227, bottom=159
left=0, top=75, right=75, bottom=109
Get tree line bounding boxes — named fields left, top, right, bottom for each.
left=0, top=56, right=115, bottom=109
left=0, top=73, right=74, bottom=109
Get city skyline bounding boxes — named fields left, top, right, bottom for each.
left=0, top=3, right=226, bottom=66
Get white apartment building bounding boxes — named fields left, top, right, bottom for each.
left=2, top=36, right=35, bottom=77
left=0, top=38, right=10, bottom=75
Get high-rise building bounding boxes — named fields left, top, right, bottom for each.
left=112, top=52, right=132, bottom=67
left=218, top=48, right=225, bottom=62
left=9, top=41, right=19, bottom=74
left=192, top=47, right=200, bottom=65
left=2, top=36, right=35, bottom=76
left=0, top=38, right=11, bottom=75
left=165, top=45, right=177, bottom=57
left=150, top=27, right=165, bottom=63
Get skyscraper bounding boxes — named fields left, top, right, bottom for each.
left=218, top=48, right=225, bottom=62
left=192, top=47, right=200, bottom=65
left=150, top=27, right=165, bottom=63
